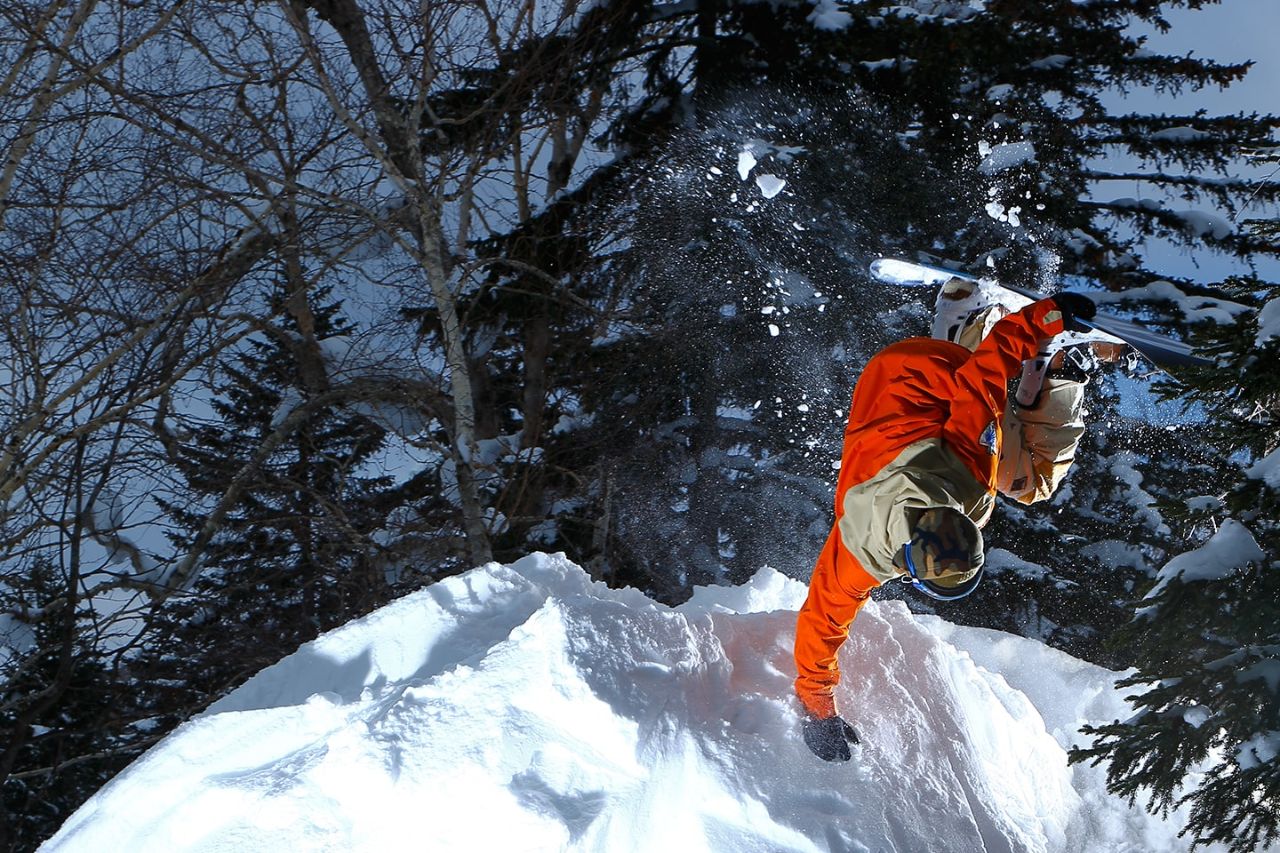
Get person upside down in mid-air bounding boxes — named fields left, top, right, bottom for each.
left=794, top=284, right=1102, bottom=761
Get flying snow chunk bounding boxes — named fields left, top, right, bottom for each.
left=978, top=140, right=1036, bottom=175
left=737, top=151, right=757, bottom=181
left=756, top=174, right=786, bottom=199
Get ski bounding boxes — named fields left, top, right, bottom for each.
left=869, top=257, right=1213, bottom=371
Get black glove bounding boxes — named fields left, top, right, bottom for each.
left=1052, top=291, right=1097, bottom=332
left=802, top=713, right=861, bottom=762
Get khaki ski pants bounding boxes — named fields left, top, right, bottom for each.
left=997, top=377, right=1086, bottom=505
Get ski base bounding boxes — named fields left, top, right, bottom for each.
left=869, top=257, right=1212, bottom=371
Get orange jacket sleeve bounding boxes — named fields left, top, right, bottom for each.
left=794, top=527, right=880, bottom=718
left=942, top=299, right=1065, bottom=488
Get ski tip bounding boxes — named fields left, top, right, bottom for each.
left=870, top=258, right=937, bottom=286
left=869, top=258, right=972, bottom=288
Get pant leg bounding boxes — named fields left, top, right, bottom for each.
left=794, top=525, right=882, bottom=719
left=997, top=377, right=1086, bottom=504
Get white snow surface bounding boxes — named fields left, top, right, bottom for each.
left=45, top=553, right=1217, bottom=853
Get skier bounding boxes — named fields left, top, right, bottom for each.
left=794, top=284, right=1100, bottom=762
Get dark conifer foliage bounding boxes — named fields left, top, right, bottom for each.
left=134, top=285, right=400, bottom=724
left=1, top=562, right=136, bottom=853
left=1069, top=263, right=1280, bottom=852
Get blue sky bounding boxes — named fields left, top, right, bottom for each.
left=1114, top=0, right=1280, bottom=283
left=1136, top=0, right=1280, bottom=115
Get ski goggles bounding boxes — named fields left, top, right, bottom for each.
left=901, top=537, right=977, bottom=596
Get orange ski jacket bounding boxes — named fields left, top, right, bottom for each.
left=794, top=298, right=1068, bottom=719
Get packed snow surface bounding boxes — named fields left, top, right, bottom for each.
left=46, top=554, right=1218, bottom=852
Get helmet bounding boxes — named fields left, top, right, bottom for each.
left=899, top=507, right=985, bottom=601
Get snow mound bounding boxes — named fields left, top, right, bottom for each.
left=45, top=554, right=1204, bottom=852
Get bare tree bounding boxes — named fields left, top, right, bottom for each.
left=1, top=1, right=674, bottom=844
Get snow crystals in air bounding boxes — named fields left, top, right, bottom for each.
left=47, top=553, right=1225, bottom=852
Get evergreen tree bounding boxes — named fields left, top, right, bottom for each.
left=135, top=286, right=398, bottom=721
left=0, top=561, right=134, bottom=853
left=1070, top=266, right=1280, bottom=851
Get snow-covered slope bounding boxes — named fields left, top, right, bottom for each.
left=45, top=554, right=1206, bottom=852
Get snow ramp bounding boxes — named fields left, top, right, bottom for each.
left=44, top=553, right=1198, bottom=852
